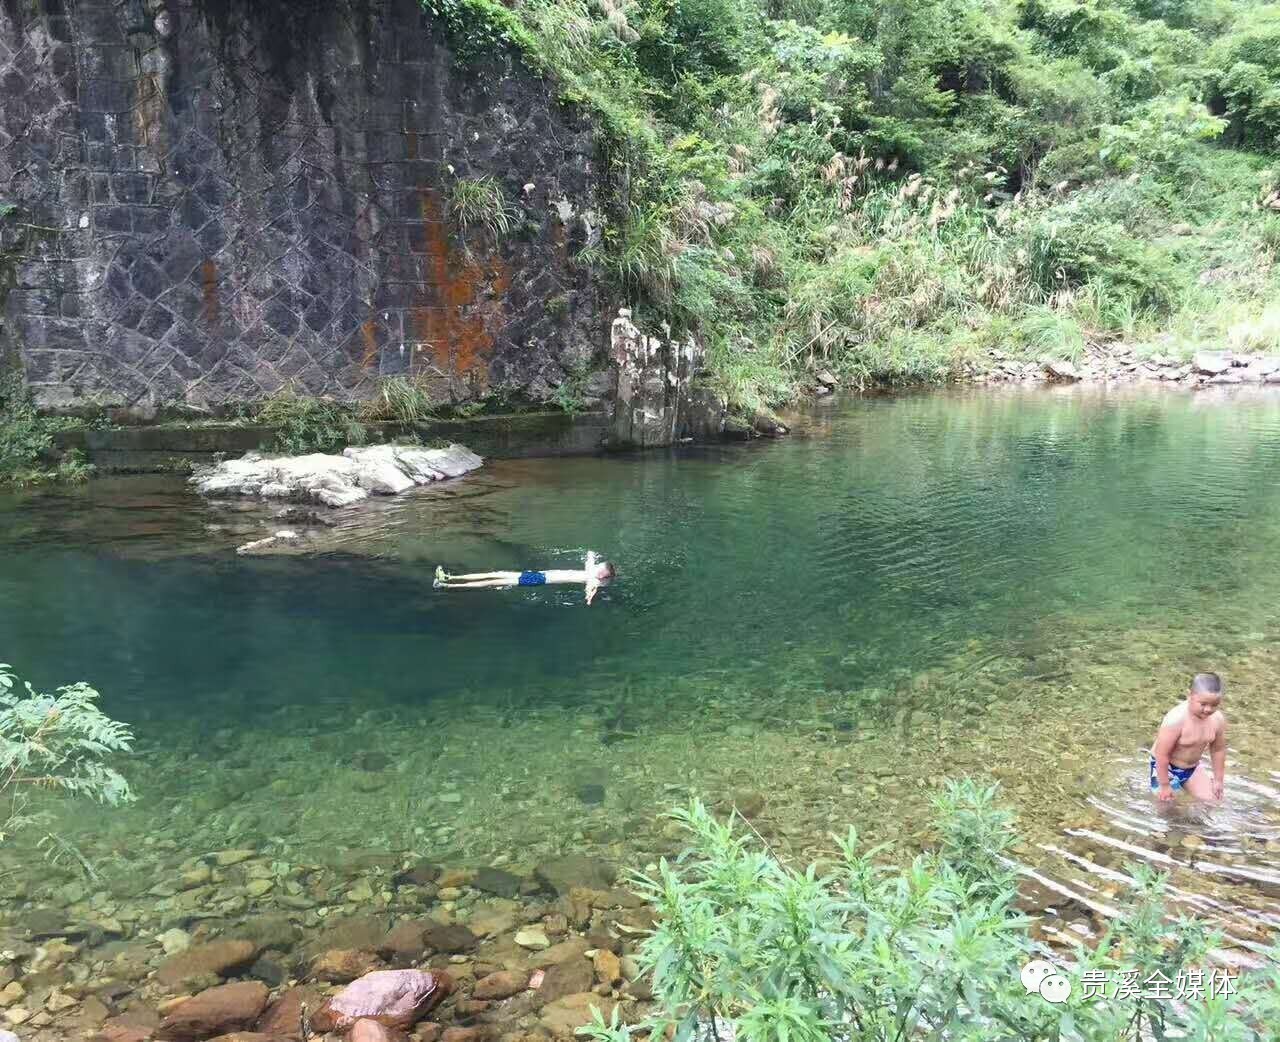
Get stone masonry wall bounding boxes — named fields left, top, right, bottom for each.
left=0, top=0, right=604, bottom=416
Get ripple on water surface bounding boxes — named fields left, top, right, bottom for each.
left=2, top=385, right=1280, bottom=960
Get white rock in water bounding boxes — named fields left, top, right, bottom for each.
left=1192, top=351, right=1233, bottom=375
left=316, top=486, right=368, bottom=508
left=192, top=444, right=483, bottom=507
left=342, top=446, right=417, bottom=495
left=158, top=928, right=192, bottom=955
left=236, top=535, right=280, bottom=555
left=514, top=928, right=550, bottom=950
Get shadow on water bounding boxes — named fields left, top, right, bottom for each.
left=3, top=384, right=1280, bottom=960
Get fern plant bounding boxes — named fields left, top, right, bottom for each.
left=0, top=664, right=136, bottom=845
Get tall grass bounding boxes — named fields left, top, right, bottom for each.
left=448, top=176, right=519, bottom=239
left=360, top=376, right=438, bottom=425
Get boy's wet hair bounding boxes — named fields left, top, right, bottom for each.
left=599, top=561, right=617, bottom=579
left=1191, top=672, right=1222, bottom=696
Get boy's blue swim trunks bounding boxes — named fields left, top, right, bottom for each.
left=1150, top=757, right=1197, bottom=791
left=518, top=570, right=547, bottom=586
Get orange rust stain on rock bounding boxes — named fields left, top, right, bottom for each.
left=200, top=259, right=219, bottom=326
left=415, top=187, right=508, bottom=378
left=359, top=318, right=379, bottom=370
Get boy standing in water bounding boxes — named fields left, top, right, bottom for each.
left=1150, top=672, right=1227, bottom=802
left=434, top=552, right=616, bottom=605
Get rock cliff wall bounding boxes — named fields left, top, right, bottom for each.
left=0, top=0, right=604, bottom=416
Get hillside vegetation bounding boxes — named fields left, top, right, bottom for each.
left=436, top=0, right=1280, bottom=409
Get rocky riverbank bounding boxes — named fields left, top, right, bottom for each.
left=0, top=848, right=656, bottom=1042
left=800, top=346, right=1280, bottom=398
left=975, top=347, right=1280, bottom=387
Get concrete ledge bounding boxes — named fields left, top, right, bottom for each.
left=53, top=411, right=609, bottom=473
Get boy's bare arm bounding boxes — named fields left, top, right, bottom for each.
left=1152, top=722, right=1181, bottom=799
left=1210, top=715, right=1228, bottom=798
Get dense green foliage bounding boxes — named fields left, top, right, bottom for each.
left=583, top=783, right=1280, bottom=1042
left=255, top=387, right=370, bottom=454
left=0, top=371, right=92, bottom=485
left=0, top=664, right=135, bottom=846
left=434, top=0, right=1280, bottom=408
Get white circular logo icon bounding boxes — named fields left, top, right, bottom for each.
left=1039, top=973, right=1072, bottom=1004
left=1020, top=959, right=1056, bottom=994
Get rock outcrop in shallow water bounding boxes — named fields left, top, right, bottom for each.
left=191, top=444, right=483, bottom=507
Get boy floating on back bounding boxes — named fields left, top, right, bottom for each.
left=434, top=552, right=616, bottom=605
left=1150, top=672, right=1227, bottom=802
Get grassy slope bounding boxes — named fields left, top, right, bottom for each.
left=455, top=0, right=1280, bottom=410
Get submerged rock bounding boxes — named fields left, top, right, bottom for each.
left=351, top=1020, right=411, bottom=1042
left=309, top=969, right=452, bottom=1032
left=473, top=867, right=522, bottom=898
left=575, top=784, right=606, bottom=805
left=255, top=985, right=324, bottom=1037
left=311, top=948, right=385, bottom=983
left=156, top=939, right=258, bottom=988
left=473, top=970, right=529, bottom=1000
left=535, top=856, right=616, bottom=896
left=191, top=444, right=484, bottom=507
left=156, top=981, right=269, bottom=1039
left=539, top=993, right=617, bottom=1037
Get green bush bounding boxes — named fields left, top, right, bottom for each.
left=583, top=781, right=1280, bottom=1042
left=0, top=664, right=135, bottom=845
left=1034, top=139, right=1108, bottom=187
left=1204, top=6, right=1280, bottom=153
left=0, top=369, right=54, bottom=481
left=256, top=388, right=368, bottom=455
left=633, top=0, right=765, bottom=82
left=360, top=376, right=438, bottom=425
left=0, top=371, right=91, bottom=486
left=419, top=0, right=540, bottom=59
left=1099, top=93, right=1227, bottom=174
left=1020, top=208, right=1180, bottom=313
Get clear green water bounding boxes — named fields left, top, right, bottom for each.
left=3, top=386, right=1280, bottom=957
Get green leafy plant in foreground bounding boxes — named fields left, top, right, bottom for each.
left=582, top=780, right=1280, bottom=1042
left=0, top=664, right=135, bottom=847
